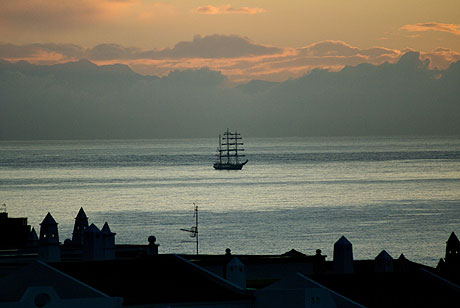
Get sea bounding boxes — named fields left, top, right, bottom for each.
left=1, top=136, right=459, bottom=266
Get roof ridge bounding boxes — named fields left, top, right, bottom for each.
left=41, top=212, right=57, bottom=225
left=173, top=254, right=249, bottom=294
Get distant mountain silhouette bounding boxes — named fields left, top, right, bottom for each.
left=1, top=52, right=459, bottom=139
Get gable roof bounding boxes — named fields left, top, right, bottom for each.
left=75, top=207, right=88, bottom=220
left=101, top=222, right=115, bottom=235
left=260, top=272, right=366, bottom=308
left=281, top=249, right=307, bottom=257
left=86, top=223, right=101, bottom=233
left=28, top=227, right=38, bottom=241
left=310, top=267, right=460, bottom=308
left=40, top=212, right=57, bottom=225
left=447, top=232, right=459, bottom=246
left=0, top=261, right=114, bottom=302
left=375, top=250, right=393, bottom=260
left=335, top=236, right=352, bottom=247
left=262, top=272, right=319, bottom=290
left=54, top=254, right=252, bottom=306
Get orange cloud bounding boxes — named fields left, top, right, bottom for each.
left=192, top=5, right=265, bottom=15
left=401, top=22, right=460, bottom=36
left=2, top=36, right=460, bottom=83
left=298, top=41, right=401, bottom=61
left=0, top=0, right=134, bottom=31
left=193, top=5, right=220, bottom=14
left=420, top=48, right=460, bottom=70
left=88, top=40, right=404, bottom=82
left=0, top=0, right=174, bottom=32
left=0, top=43, right=84, bottom=64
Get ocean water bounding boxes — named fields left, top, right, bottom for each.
left=1, top=136, right=459, bottom=266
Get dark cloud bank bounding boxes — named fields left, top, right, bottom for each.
left=0, top=35, right=282, bottom=61
left=0, top=51, right=459, bottom=139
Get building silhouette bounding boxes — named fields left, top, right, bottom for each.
left=38, top=213, right=60, bottom=262
left=1, top=209, right=459, bottom=307
left=72, top=207, right=89, bottom=246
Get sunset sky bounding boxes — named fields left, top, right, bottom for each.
left=1, top=0, right=460, bottom=82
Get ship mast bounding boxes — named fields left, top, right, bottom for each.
left=226, top=128, right=230, bottom=164
left=214, top=129, right=246, bottom=169
left=218, top=134, right=222, bottom=164
left=235, top=130, right=239, bottom=164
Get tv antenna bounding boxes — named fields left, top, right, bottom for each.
left=180, top=203, right=199, bottom=255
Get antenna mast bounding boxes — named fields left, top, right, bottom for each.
left=194, top=205, right=198, bottom=255
left=180, top=203, right=199, bottom=255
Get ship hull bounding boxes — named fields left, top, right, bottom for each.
left=213, top=160, right=248, bottom=170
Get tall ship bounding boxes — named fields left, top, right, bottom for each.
left=213, top=129, right=248, bottom=170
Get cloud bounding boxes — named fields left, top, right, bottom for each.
left=94, top=40, right=403, bottom=82
left=1, top=36, right=460, bottom=83
left=0, top=1, right=121, bottom=31
left=87, top=44, right=142, bottom=61
left=3, top=50, right=460, bottom=140
left=193, top=5, right=220, bottom=14
left=0, top=0, right=173, bottom=33
left=401, top=22, right=460, bottom=36
left=299, top=41, right=399, bottom=58
left=6, top=35, right=280, bottom=61
left=192, top=5, right=265, bottom=15
left=153, top=35, right=282, bottom=59
left=420, top=48, right=460, bottom=70
left=0, top=43, right=85, bottom=64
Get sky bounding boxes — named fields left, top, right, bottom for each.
left=1, top=0, right=460, bottom=82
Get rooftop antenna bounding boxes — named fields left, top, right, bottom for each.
left=180, top=203, right=199, bottom=255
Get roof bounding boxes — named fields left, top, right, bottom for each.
left=0, top=261, right=114, bottom=302
left=184, top=253, right=319, bottom=266
left=281, top=249, right=307, bottom=257
left=309, top=268, right=460, bottom=308
left=54, top=254, right=252, bottom=306
left=75, top=207, right=88, bottom=220
left=28, top=227, right=38, bottom=241
left=86, top=223, right=101, bottom=233
left=262, top=272, right=320, bottom=290
left=40, top=212, right=57, bottom=225
left=183, top=253, right=325, bottom=289
left=335, top=236, right=352, bottom=247
left=227, top=257, right=244, bottom=267
left=101, top=222, right=114, bottom=235
left=260, top=272, right=366, bottom=308
left=375, top=250, right=393, bottom=260
left=447, top=232, right=460, bottom=245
